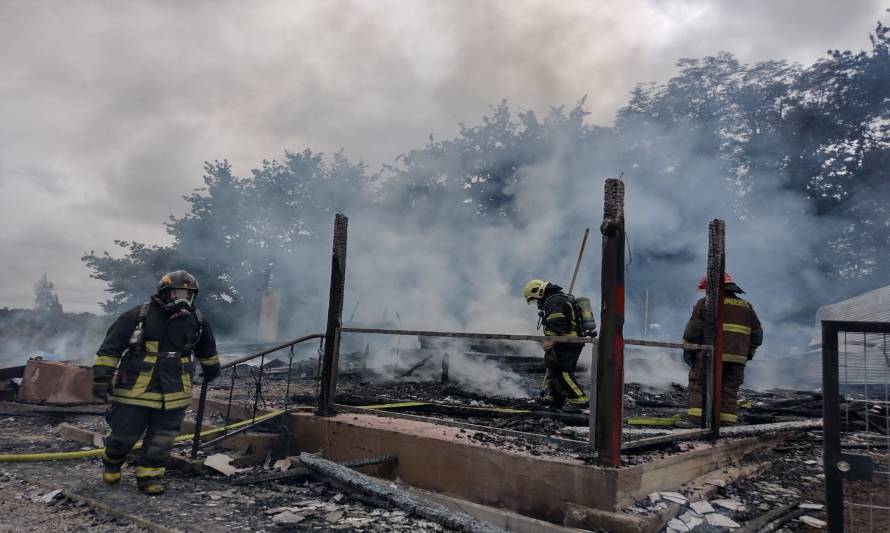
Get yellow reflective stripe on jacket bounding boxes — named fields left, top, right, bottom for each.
left=144, top=340, right=159, bottom=353
left=687, top=407, right=702, bottom=417
left=545, top=312, right=566, bottom=321
left=95, top=355, right=120, bottom=368
left=720, top=412, right=738, bottom=423
left=199, top=354, right=220, bottom=366
left=724, top=298, right=750, bottom=308
left=135, top=466, right=165, bottom=478
left=165, top=397, right=193, bottom=410
left=544, top=330, right=578, bottom=337
left=723, top=353, right=748, bottom=364
left=110, top=396, right=163, bottom=409
left=723, top=323, right=752, bottom=335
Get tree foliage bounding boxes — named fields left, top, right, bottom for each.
left=83, top=151, right=370, bottom=333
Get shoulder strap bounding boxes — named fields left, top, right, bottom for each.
left=127, top=302, right=152, bottom=352
left=544, top=293, right=578, bottom=324
left=192, top=308, right=205, bottom=350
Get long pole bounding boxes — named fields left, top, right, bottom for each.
left=568, top=228, right=590, bottom=294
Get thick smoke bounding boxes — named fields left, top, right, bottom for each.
left=8, top=10, right=889, bottom=398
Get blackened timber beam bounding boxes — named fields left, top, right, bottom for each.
left=596, top=178, right=625, bottom=467
left=317, top=213, right=348, bottom=417
left=299, top=453, right=508, bottom=533
left=704, top=219, right=725, bottom=439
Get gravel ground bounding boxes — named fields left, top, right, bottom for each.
left=0, top=413, right=449, bottom=532
left=0, top=471, right=149, bottom=532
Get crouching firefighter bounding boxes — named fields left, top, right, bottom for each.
left=682, top=273, right=762, bottom=427
left=524, top=279, right=596, bottom=413
left=92, top=270, right=221, bottom=494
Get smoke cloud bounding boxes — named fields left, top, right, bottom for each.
left=3, top=2, right=888, bottom=394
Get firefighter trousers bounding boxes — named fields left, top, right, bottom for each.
left=542, top=345, right=588, bottom=408
left=102, top=404, right=186, bottom=484
left=687, top=353, right=745, bottom=425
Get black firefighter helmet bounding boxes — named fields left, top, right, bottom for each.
left=157, top=270, right=200, bottom=299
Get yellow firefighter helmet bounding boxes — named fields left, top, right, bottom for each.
left=523, top=279, right=549, bottom=305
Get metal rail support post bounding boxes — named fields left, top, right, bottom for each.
left=190, top=379, right=209, bottom=458
left=595, top=178, right=625, bottom=466
left=316, top=213, right=349, bottom=416
left=703, top=219, right=725, bottom=438
left=821, top=321, right=843, bottom=532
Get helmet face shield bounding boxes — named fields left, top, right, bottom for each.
left=169, top=288, right=195, bottom=303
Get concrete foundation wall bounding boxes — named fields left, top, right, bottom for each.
left=285, top=412, right=794, bottom=525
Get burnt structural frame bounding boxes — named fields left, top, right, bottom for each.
left=308, top=198, right=717, bottom=459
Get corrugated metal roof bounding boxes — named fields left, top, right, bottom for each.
left=809, top=285, right=890, bottom=346
left=806, top=286, right=890, bottom=385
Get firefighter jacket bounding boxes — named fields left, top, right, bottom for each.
left=683, top=294, right=763, bottom=365
left=540, top=287, right=584, bottom=355
left=93, top=298, right=220, bottom=410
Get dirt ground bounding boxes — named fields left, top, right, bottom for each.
left=0, top=413, right=446, bottom=532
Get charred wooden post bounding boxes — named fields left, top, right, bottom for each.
left=316, top=214, right=348, bottom=417
left=703, top=219, right=726, bottom=438
left=595, top=178, right=625, bottom=466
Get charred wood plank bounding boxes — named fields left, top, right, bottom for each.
left=299, top=453, right=507, bottom=533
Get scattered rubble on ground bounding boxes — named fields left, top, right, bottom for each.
left=0, top=412, right=449, bottom=531
left=2, top=355, right=879, bottom=532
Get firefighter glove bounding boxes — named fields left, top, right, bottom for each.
left=747, top=347, right=757, bottom=360
left=92, top=381, right=112, bottom=402
left=682, top=350, right=695, bottom=367
left=202, top=365, right=221, bottom=382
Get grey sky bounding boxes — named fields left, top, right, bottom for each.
left=0, top=0, right=885, bottom=312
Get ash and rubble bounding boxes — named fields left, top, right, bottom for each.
left=627, top=428, right=831, bottom=532
left=0, top=349, right=876, bottom=533
left=0, top=412, right=445, bottom=532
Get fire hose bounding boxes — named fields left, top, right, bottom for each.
left=0, top=409, right=283, bottom=462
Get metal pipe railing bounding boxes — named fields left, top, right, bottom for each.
left=342, top=326, right=712, bottom=352
left=190, top=332, right=325, bottom=458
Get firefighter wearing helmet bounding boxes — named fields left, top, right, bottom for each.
left=681, top=273, right=763, bottom=426
left=524, top=279, right=594, bottom=413
left=92, top=270, right=221, bottom=494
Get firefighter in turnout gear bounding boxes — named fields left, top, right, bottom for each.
left=92, top=270, right=221, bottom=494
left=682, top=273, right=762, bottom=426
left=524, top=279, right=593, bottom=413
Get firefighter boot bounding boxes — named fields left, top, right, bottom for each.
left=137, top=479, right=165, bottom=495
left=101, top=465, right=121, bottom=485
